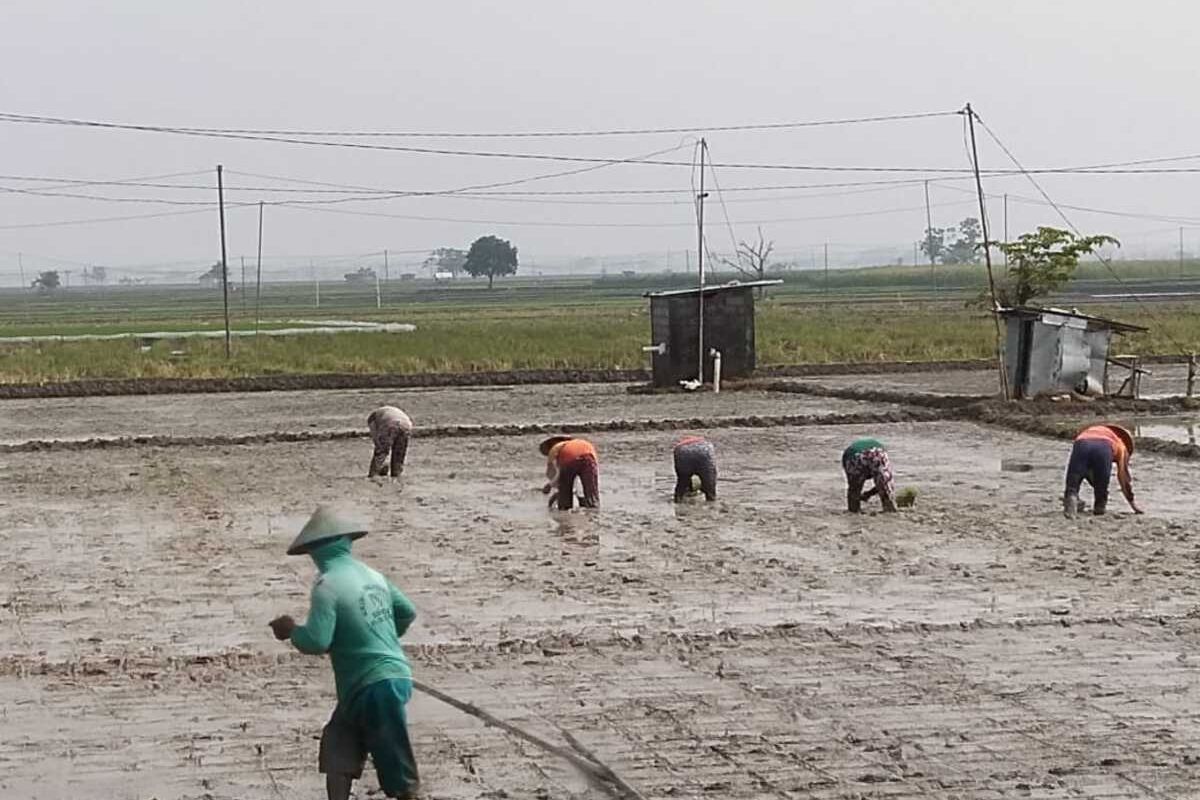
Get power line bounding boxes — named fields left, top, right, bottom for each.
left=278, top=198, right=978, bottom=229
left=937, top=183, right=1200, bottom=226
left=0, top=110, right=962, bottom=139
left=10, top=110, right=1200, bottom=174
left=971, top=109, right=1195, bottom=353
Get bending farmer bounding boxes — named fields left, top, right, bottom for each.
left=368, top=406, right=413, bottom=478
left=540, top=435, right=600, bottom=510
left=1064, top=423, right=1142, bottom=517
left=269, top=506, right=420, bottom=800
left=673, top=435, right=718, bottom=502
left=842, top=438, right=897, bottom=513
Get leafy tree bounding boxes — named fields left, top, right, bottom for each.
left=344, top=266, right=377, bottom=284
left=918, top=227, right=946, bottom=264
left=199, top=262, right=224, bottom=286
left=423, top=247, right=467, bottom=278
left=90, top=266, right=107, bottom=285
left=463, top=235, right=518, bottom=289
left=991, top=227, right=1119, bottom=307
left=943, top=217, right=982, bottom=264
left=31, top=270, right=60, bottom=292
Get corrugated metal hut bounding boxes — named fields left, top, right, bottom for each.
left=998, top=306, right=1147, bottom=398
left=644, top=280, right=781, bottom=388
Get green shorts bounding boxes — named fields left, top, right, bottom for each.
left=319, top=678, right=419, bottom=797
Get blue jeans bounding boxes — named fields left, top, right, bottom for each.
left=1065, top=438, right=1113, bottom=510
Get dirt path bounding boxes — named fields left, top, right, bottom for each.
left=0, top=383, right=895, bottom=444
left=2, top=414, right=1199, bottom=798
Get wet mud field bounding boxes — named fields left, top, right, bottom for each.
left=2, top=386, right=1200, bottom=799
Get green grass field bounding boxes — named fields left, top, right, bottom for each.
left=1, top=260, right=1197, bottom=383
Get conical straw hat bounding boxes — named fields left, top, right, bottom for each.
left=286, top=505, right=368, bottom=556
left=1104, top=424, right=1135, bottom=455
left=539, top=435, right=573, bottom=456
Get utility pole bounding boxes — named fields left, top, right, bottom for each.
left=1003, top=193, right=1009, bottom=265
left=1180, top=227, right=1185, bottom=280
left=375, top=269, right=382, bottom=309
left=17, top=252, right=24, bottom=290
left=312, top=260, right=320, bottom=308
left=217, top=165, right=232, bottom=358
left=254, top=201, right=264, bottom=339
left=383, top=249, right=390, bottom=284
left=696, top=137, right=709, bottom=385
left=240, top=256, right=246, bottom=312
left=965, top=103, right=1008, bottom=399
left=824, top=242, right=829, bottom=302
left=924, top=180, right=935, bottom=292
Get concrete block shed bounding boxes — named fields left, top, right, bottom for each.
left=998, top=306, right=1147, bottom=398
left=644, top=280, right=781, bottom=388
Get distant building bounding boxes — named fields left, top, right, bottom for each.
left=434, top=271, right=454, bottom=282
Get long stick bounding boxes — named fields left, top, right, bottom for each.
left=965, top=104, right=1009, bottom=399
left=411, top=679, right=645, bottom=800
left=217, top=165, right=232, bottom=359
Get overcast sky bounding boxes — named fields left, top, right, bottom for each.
left=2, top=1, right=1199, bottom=282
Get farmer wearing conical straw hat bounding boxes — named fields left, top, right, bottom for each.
left=367, top=406, right=413, bottom=479
left=268, top=506, right=420, bottom=800
left=540, top=435, right=600, bottom=510
left=1064, top=423, right=1143, bottom=517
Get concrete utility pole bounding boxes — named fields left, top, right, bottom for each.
left=1180, top=227, right=1185, bottom=279
left=924, top=180, right=935, bottom=292
left=824, top=242, right=829, bottom=302
left=217, top=164, right=232, bottom=358
left=965, top=103, right=1008, bottom=399
left=696, top=138, right=709, bottom=384
left=254, top=201, right=264, bottom=339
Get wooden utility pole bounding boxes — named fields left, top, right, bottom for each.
left=965, top=104, right=1008, bottom=399
left=254, top=201, right=264, bottom=338
left=696, top=138, right=709, bottom=384
left=217, top=164, right=232, bottom=358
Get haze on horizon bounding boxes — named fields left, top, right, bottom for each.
left=2, top=1, right=1198, bottom=284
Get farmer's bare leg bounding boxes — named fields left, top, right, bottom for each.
left=390, top=431, right=410, bottom=479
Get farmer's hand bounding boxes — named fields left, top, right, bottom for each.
left=269, top=615, right=296, bottom=641
left=541, top=482, right=553, bottom=495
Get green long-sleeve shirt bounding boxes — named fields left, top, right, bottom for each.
left=290, top=536, right=416, bottom=704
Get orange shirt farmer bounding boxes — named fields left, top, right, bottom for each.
left=540, top=436, right=599, bottom=510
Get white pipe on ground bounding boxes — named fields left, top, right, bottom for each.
left=710, top=348, right=722, bottom=394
